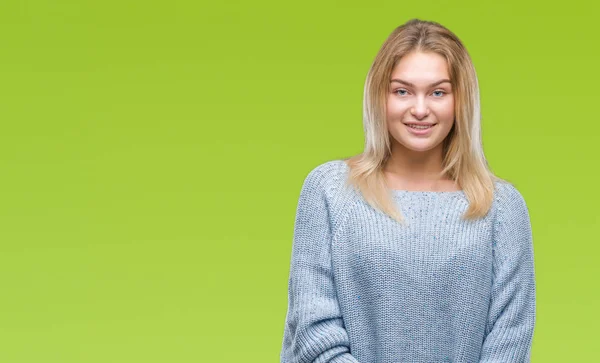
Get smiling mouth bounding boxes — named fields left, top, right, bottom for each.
left=405, top=124, right=436, bottom=129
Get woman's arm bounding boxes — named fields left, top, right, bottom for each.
left=280, top=165, right=359, bottom=363
left=479, top=183, right=536, bottom=362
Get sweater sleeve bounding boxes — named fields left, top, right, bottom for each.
left=479, top=183, right=536, bottom=363
left=280, top=165, right=359, bottom=363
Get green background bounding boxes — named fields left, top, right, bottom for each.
left=0, top=0, right=597, bottom=362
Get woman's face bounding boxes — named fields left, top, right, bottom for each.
left=386, top=51, right=455, bottom=154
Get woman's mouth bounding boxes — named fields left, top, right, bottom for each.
left=405, top=123, right=437, bottom=135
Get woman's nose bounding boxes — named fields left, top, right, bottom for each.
left=410, top=100, right=430, bottom=119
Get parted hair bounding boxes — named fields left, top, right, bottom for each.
left=344, top=18, right=504, bottom=225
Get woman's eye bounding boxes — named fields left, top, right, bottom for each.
left=394, top=89, right=446, bottom=97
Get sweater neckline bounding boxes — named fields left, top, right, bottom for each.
left=337, top=159, right=465, bottom=196
left=390, top=189, right=464, bottom=195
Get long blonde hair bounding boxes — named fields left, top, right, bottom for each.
left=344, top=18, right=504, bottom=226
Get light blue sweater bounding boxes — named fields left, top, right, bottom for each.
left=280, top=159, right=536, bottom=363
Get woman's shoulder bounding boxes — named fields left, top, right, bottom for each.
left=305, top=159, right=349, bottom=175
left=493, top=179, right=528, bottom=206
left=300, top=159, right=351, bottom=192
left=298, top=159, right=357, bottom=227
left=491, top=179, right=530, bottom=223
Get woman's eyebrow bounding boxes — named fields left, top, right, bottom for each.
left=390, top=79, right=451, bottom=87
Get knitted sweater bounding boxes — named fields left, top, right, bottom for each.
left=280, top=159, right=536, bottom=363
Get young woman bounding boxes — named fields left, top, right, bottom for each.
left=280, top=19, right=536, bottom=363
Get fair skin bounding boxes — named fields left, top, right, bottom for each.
left=384, top=50, right=460, bottom=192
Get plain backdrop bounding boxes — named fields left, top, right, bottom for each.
left=0, top=0, right=598, bottom=362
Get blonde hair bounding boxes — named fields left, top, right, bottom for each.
left=344, top=18, right=504, bottom=226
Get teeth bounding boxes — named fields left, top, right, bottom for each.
left=408, top=125, right=432, bottom=129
